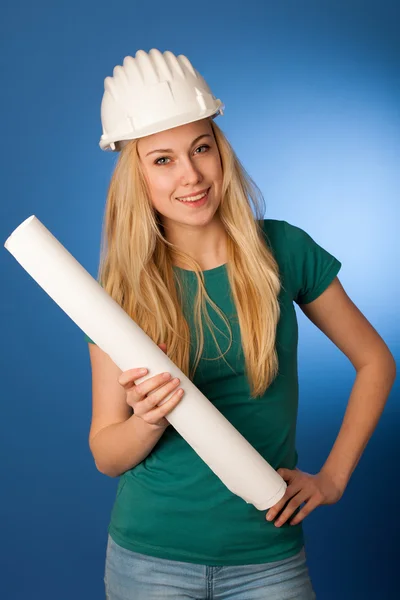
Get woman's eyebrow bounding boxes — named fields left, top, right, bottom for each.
left=145, top=134, right=212, bottom=157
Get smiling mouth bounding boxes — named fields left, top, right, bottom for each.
left=176, top=187, right=210, bottom=204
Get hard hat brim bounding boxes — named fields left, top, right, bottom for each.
left=99, top=104, right=224, bottom=152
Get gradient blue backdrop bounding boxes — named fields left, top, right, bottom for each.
left=1, top=1, right=398, bottom=599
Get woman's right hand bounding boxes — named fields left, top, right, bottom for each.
left=117, top=343, right=184, bottom=429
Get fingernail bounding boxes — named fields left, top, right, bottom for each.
left=266, top=513, right=273, bottom=521
left=139, top=369, right=147, bottom=374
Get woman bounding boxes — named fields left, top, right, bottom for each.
left=85, top=49, right=396, bottom=599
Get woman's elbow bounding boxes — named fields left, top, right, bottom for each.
left=94, top=458, right=120, bottom=478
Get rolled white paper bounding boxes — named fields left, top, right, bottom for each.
left=4, top=215, right=287, bottom=510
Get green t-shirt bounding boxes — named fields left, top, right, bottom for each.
left=85, top=219, right=342, bottom=565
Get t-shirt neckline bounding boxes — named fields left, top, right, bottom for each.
left=173, top=262, right=227, bottom=276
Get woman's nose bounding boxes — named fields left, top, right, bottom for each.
left=179, top=158, right=203, bottom=186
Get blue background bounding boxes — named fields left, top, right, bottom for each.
left=1, top=1, right=398, bottom=598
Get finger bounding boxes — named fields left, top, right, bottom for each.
left=118, top=368, right=148, bottom=388
left=131, top=377, right=179, bottom=417
left=144, top=377, right=181, bottom=410
left=289, top=494, right=322, bottom=526
left=274, top=490, right=310, bottom=527
left=266, top=480, right=303, bottom=521
left=143, top=387, right=185, bottom=424
left=266, top=495, right=289, bottom=521
left=277, top=468, right=298, bottom=483
left=135, top=372, right=173, bottom=400
left=120, top=344, right=167, bottom=389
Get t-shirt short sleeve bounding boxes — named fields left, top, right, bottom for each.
left=283, top=220, right=342, bottom=304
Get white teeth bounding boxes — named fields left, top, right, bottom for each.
left=177, top=190, right=208, bottom=202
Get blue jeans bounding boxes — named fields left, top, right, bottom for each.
left=104, top=534, right=316, bottom=599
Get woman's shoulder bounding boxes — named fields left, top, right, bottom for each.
left=258, top=218, right=289, bottom=254
left=259, top=218, right=285, bottom=235
left=258, top=218, right=311, bottom=252
left=259, top=218, right=342, bottom=304
left=259, top=217, right=297, bottom=236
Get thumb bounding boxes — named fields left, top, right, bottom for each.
left=158, top=342, right=167, bottom=354
left=277, top=468, right=295, bottom=482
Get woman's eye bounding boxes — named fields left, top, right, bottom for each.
left=154, top=145, right=210, bottom=166
left=155, top=157, right=170, bottom=166
left=195, top=144, right=210, bottom=154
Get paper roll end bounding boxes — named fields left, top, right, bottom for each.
left=258, top=481, right=287, bottom=511
left=4, top=215, right=37, bottom=250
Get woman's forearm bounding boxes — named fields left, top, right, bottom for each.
left=90, top=415, right=168, bottom=478
left=320, top=355, right=396, bottom=491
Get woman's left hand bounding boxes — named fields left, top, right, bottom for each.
left=265, top=468, right=345, bottom=527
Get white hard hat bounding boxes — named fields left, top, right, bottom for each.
left=99, top=48, right=225, bottom=151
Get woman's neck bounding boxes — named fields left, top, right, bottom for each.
left=164, top=216, right=228, bottom=271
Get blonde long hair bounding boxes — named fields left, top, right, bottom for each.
left=97, top=120, right=282, bottom=398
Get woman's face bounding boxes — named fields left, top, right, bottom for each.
left=137, top=118, right=223, bottom=230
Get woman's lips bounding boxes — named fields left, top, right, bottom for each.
left=176, top=188, right=210, bottom=208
